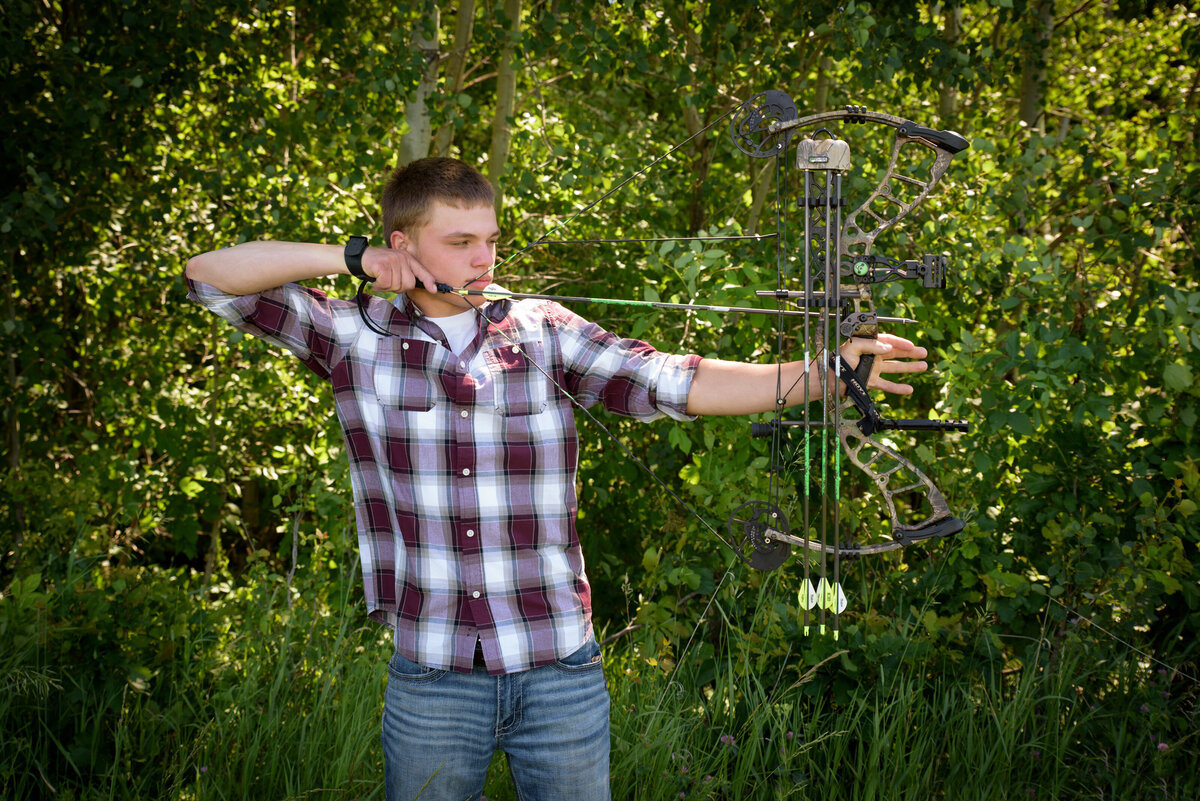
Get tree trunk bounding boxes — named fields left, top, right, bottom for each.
left=433, top=0, right=477, bottom=157
left=4, top=249, right=23, bottom=544
left=399, top=2, right=441, bottom=166
left=814, top=56, right=833, bottom=112
left=669, top=13, right=714, bottom=234
left=1018, top=0, right=1054, bottom=132
left=682, top=103, right=716, bottom=235
left=745, top=161, right=774, bottom=236
left=938, top=3, right=963, bottom=124
left=488, top=0, right=522, bottom=216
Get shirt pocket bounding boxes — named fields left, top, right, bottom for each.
left=482, top=339, right=550, bottom=417
left=373, top=338, right=438, bottom=412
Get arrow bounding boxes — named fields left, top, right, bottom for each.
left=435, top=283, right=918, bottom=324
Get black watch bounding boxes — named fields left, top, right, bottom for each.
left=344, top=235, right=373, bottom=282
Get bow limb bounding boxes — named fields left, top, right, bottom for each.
left=744, top=410, right=963, bottom=558
left=828, top=107, right=968, bottom=382
left=839, top=419, right=965, bottom=545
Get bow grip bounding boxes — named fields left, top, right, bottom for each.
left=855, top=353, right=875, bottom=388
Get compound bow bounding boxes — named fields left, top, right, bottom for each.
left=722, top=90, right=971, bottom=629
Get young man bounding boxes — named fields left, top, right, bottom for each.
left=185, top=157, right=927, bottom=800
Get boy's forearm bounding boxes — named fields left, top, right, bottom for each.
left=686, top=358, right=822, bottom=416
left=686, top=336, right=926, bottom=416
left=185, top=241, right=350, bottom=295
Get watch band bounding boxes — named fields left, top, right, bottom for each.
left=344, top=235, right=373, bottom=281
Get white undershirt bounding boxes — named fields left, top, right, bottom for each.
left=391, top=295, right=480, bottom=354
left=427, top=308, right=478, bottom=354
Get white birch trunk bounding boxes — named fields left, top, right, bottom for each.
left=487, top=0, right=522, bottom=215
left=399, top=2, right=441, bottom=166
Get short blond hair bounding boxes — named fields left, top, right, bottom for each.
left=381, top=157, right=495, bottom=239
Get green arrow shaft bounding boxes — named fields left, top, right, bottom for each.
left=441, top=286, right=916, bottom=324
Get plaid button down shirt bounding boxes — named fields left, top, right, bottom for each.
left=188, top=278, right=700, bottom=674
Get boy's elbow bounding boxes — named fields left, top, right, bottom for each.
left=185, top=252, right=231, bottom=291
left=184, top=253, right=208, bottom=284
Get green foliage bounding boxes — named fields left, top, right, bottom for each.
left=0, top=543, right=384, bottom=800
left=2, top=1, right=1199, bottom=795
left=609, top=609, right=1199, bottom=801
left=3, top=559, right=1194, bottom=799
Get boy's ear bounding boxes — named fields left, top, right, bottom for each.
left=389, top=230, right=408, bottom=250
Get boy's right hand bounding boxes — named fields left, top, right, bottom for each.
left=361, top=246, right=438, bottom=294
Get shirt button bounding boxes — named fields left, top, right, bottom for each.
left=466, top=529, right=475, bottom=538
left=402, top=342, right=409, bottom=350
left=460, top=409, right=469, bottom=418
left=512, top=345, right=521, bottom=354
left=472, top=591, right=481, bottom=599
left=462, top=468, right=471, bottom=476
left=459, top=361, right=467, bottom=369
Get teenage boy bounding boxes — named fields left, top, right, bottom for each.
left=185, top=157, right=927, bottom=800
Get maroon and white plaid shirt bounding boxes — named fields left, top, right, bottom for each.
left=187, top=278, right=700, bottom=674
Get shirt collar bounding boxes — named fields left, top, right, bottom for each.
left=391, top=292, right=511, bottom=324
left=390, top=292, right=511, bottom=344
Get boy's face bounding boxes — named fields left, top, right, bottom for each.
left=392, top=201, right=500, bottom=318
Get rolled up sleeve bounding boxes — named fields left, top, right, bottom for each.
left=186, top=277, right=359, bottom=380
left=549, top=302, right=701, bottom=422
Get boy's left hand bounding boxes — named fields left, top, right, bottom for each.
left=839, top=333, right=929, bottom=396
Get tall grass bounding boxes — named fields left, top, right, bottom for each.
left=2, top=558, right=1195, bottom=800
left=607, top=632, right=1195, bottom=800
left=165, top=579, right=388, bottom=801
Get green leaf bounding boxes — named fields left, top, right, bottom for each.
left=641, top=548, right=660, bottom=572
left=20, top=572, right=42, bottom=597
left=1009, top=412, right=1034, bottom=437
left=1164, top=363, right=1193, bottom=392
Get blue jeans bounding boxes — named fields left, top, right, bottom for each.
left=381, top=637, right=611, bottom=801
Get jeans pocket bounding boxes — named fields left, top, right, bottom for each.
left=387, top=650, right=446, bottom=684
left=551, top=636, right=604, bottom=675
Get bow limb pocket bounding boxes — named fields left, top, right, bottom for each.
left=482, top=339, right=549, bottom=417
